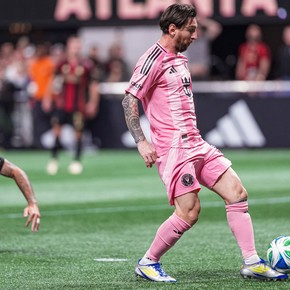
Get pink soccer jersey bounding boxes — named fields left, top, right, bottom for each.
left=126, top=42, right=204, bottom=156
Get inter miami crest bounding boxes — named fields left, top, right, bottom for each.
left=181, top=174, right=194, bottom=187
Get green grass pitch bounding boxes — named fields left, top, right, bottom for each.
left=0, top=149, right=289, bottom=289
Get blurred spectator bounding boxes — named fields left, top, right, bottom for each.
left=28, top=42, right=55, bottom=148
left=0, top=66, right=14, bottom=149
left=45, top=35, right=100, bottom=175
left=0, top=42, right=14, bottom=67
left=105, top=43, right=130, bottom=82
left=5, top=47, right=32, bottom=148
left=101, top=43, right=130, bottom=149
left=16, top=36, right=35, bottom=60
left=85, top=44, right=105, bottom=147
left=274, top=25, right=290, bottom=80
left=50, top=43, right=65, bottom=66
left=235, top=24, right=271, bottom=81
left=186, top=18, right=222, bottom=80
left=0, top=42, right=15, bottom=148
left=88, top=44, right=105, bottom=82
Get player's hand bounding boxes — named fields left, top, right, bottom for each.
left=23, top=203, right=41, bottom=232
left=137, top=140, right=158, bottom=168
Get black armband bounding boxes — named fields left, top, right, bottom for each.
left=0, top=157, right=4, bottom=172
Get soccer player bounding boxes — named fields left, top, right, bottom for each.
left=0, top=157, right=40, bottom=231
left=45, top=35, right=100, bottom=175
left=122, top=3, right=288, bottom=282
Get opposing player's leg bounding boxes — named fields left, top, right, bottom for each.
left=68, top=112, right=84, bottom=174
left=46, top=116, right=62, bottom=175
left=211, top=166, right=288, bottom=280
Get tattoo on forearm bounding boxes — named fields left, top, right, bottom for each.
left=2, top=161, right=37, bottom=204
left=122, top=93, right=145, bottom=143
left=14, top=171, right=37, bottom=204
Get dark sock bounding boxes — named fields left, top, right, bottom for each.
left=52, top=136, right=61, bottom=159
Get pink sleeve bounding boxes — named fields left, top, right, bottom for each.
left=125, top=54, right=160, bottom=100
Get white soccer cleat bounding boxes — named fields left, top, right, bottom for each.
left=46, top=159, right=59, bottom=175
left=135, top=259, right=176, bottom=282
left=240, top=258, right=288, bottom=281
left=68, top=161, right=83, bottom=175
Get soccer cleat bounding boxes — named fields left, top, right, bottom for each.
left=68, top=161, right=83, bottom=175
left=46, top=159, right=59, bottom=175
left=134, top=259, right=176, bottom=282
left=240, top=258, right=288, bottom=281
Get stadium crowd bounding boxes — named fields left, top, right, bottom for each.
left=0, top=24, right=289, bottom=151
left=0, top=35, right=129, bottom=151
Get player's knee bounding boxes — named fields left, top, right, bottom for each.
left=232, top=183, right=248, bottom=203
left=240, top=186, right=248, bottom=201
left=188, top=210, right=200, bottom=225
left=184, top=203, right=200, bottom=226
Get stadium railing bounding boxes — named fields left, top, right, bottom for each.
left=100, top=80, right=290, bottom=96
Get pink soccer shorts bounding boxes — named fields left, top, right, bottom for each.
left=156, top=142, right=232, bottom=205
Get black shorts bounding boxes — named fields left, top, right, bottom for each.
left=51, top=110, right=85, bottom=131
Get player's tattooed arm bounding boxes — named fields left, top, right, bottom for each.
left=122, top=93, right=146, bottom=144
left=0, top=159, right=37, bottom=204
left=1, top=158, right=40, bottom=231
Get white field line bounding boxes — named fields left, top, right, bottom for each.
left=94, top=258, right=129, bottom=262
left=0, top=196, right=290, bottom=219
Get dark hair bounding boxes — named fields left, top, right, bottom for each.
left=160, top=4, right=197, bottom=34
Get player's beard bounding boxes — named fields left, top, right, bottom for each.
left=175, top=38, right=191, bottom=53
left=175, top=43, right=189, bottom=53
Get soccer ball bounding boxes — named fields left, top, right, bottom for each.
left=267, top=236, right=290, bottom=273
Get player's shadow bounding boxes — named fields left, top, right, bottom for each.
left=176, top=268, right=238, bottom=284
left=176, top=268, right=288, bottom=285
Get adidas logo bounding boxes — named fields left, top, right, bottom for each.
left=169, top=66, right=177, bottom=74
left=205, top=100, right=266, bottom=147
